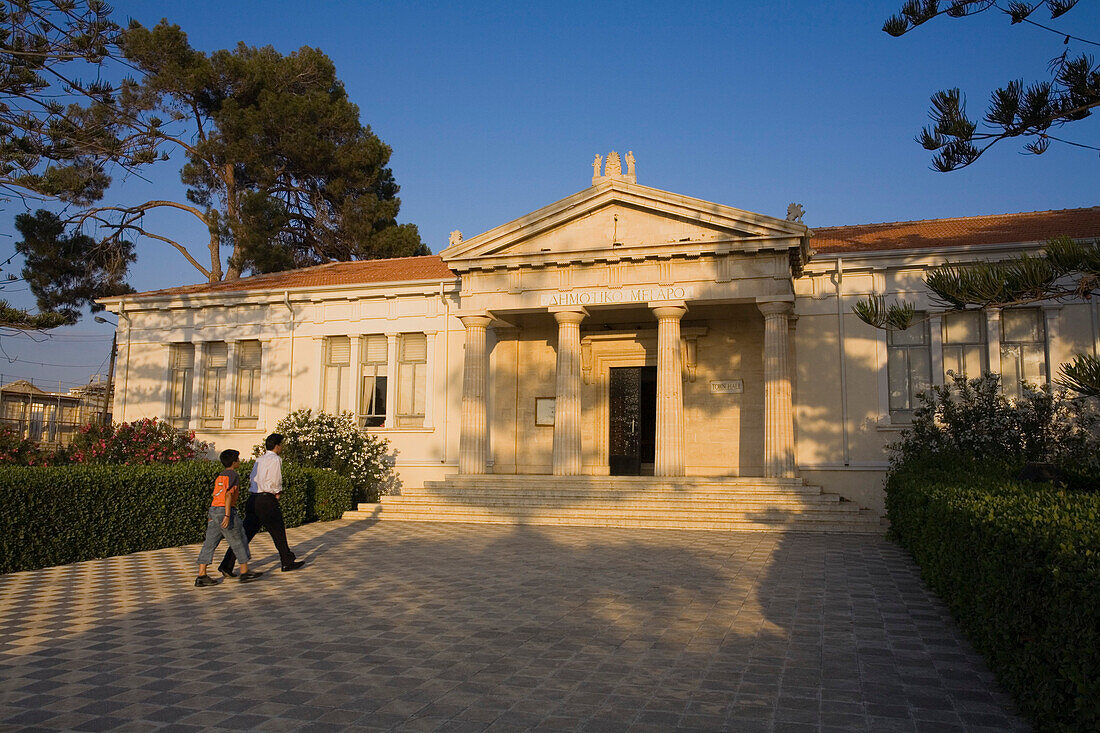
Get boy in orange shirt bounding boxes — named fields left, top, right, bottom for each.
left=195, top=450, right=263, bottom=586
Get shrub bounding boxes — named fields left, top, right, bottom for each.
left=0, top=461, right=353, bottom=574
left=893, top=372, right=1100, bottom=489
left=262, top=409, right=393, bottom=503
left=0, top=426, right=54, bottom=465
left=67, top=417, right=211, bottom=465
left=887, top=457, right=1100, bottom=731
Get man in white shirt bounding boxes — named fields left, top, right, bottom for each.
left=218, top=433, right=305, bottom=575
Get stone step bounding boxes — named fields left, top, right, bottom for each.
left=375, top=495, right=851, bottom=510
left=356, top=502, right=873, bottom=521
left=399, top=488, right=839, bottom=502
left=342, top=504, right=884, bottom=534
left=425, top=476, right=809, bottom=489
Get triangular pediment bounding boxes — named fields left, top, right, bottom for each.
left=441, top=179, right=810, bottom=269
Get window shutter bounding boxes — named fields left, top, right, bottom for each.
left=364, top=335, right=388, bottom=363
left=171, top=343, right=195, bottom=369
left=401, top=333, right=427, bottom=361
left=206, top=342, right=228, bottom=368
left=237, top=341, right=262, bottom=369
left=328, top=336, right=351, bottom=365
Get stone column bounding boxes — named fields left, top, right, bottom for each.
left=458, top=315, right=492, bottom=474
left=652, top=303, right=687, bottom=477
left=551, top=308, right=586, bottom=475
left=759, top=301, right=796, bottom=478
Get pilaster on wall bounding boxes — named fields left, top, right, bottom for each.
left=385, top=333, right=398, bottom=428
left=348, top=335, right=362, bottom=423
left=423, top=331, right=437, bottom=429
left=258, top=338, right=273, bottom=431
left=190, top=341, right=206, bottom=430
left=1043, top=306, right=1061, bottom=387
left=928, top=313, right=944, bottom=386
left=986, top=308, right=1002, bottom=378
left=222, top=341, right=238, bottom=430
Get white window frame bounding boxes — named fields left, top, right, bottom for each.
left=201, top=342, right=228, bottom=425
left=942, top=310, right=988, bottom=381
left=167, top=343, right=195, bottom=428
left=358, top=335, right=388, bottom=428
left=886, top=317, right=932, bottom=423
left=235, top=340, right=262, bottom=425
left=1000, top=307, right=1048, bottom=400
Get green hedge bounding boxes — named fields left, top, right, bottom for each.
left=887, top=456, right=1100, bottom=732
left=0, top=461, right=353, bottom=574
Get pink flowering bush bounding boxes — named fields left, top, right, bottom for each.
left=0, top=426, right=61, bottom=466
left=67, top=418, right=210, bottom=465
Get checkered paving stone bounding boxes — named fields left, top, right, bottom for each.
left=0, top=520, right=1030, bottom=732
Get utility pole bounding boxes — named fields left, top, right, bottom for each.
left=104, top=331, right=117, bottom=424
left=95, top=316, right=118, bottom=425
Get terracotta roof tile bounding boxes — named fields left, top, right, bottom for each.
left=124, top=255, right=456, bottom=299
left=812, top=207, right=1100, bottom=254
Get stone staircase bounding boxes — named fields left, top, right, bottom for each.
left=342, top=475, right=885, bottom=534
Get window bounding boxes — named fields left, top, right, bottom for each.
left=201, top=342, right=227, bottom=427
left=887, top=319, right=931, bottom=422
left=942, top=311, right=986, bottom=380
left=235, top=341, right=262, bottom=427
left=323, top=336, right=351, bottom=414
left=168, top=343, right=195, bottom=428
left=1001, top=308, right=1047, bottom=400
left=359, top=335, right=388, bottom=427
left=396, top=333, right=427, bottom=428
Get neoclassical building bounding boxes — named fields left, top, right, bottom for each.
left=101, top=155, right=1100, bottom=525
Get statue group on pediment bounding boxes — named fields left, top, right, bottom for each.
left=592, top=150, right=637, bottom=184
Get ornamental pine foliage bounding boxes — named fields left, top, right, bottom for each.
left=884, top=1, right=1099, bottom=170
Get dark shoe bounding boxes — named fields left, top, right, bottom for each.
left=220, top=569, right=238, bottom=579
left=194, top=575, right=217, bottom=587
left=281, top=560, right=305, bottom=572
left=239, top=571, right=264, bottom=583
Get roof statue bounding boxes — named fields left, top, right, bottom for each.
left=591, top=149, right=637, bottom=185
left=605, top=151, right=622, bottom=177
left=449, top=230, right=463, bottom=246
left=786, top=203, right=805, bottom=223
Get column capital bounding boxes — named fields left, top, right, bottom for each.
left=650, top=302, right=687, bottom=321
left=757, top=299, right=794, bottom=318
left=550, top=307, right=587, bottom=324
left=459, top=314, right=493, bottom=329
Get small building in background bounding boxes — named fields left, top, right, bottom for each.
left=0, top=375, right=110, bottom=446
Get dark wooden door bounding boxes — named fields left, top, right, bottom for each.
left=609, top=366, right=657, bottom=475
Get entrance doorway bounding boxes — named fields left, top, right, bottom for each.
left=608, top=366, right=657, bottom=475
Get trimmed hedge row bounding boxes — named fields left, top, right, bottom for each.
left=887, top=456, right=1100, bottom=732
left=0, top=461, right=353, bottom=574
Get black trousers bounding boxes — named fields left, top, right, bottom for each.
left=219, top=493, right=296, bottom=572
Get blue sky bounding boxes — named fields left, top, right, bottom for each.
left=2, top=0, right=1097, bottom=391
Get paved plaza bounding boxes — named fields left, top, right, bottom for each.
left=0, top=520, right=1028, bottom=732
